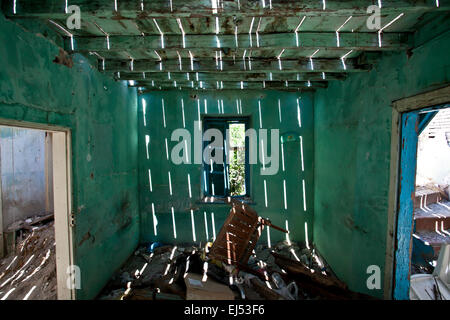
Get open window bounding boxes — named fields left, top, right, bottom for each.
left=202, top=117, right=250, bottom=199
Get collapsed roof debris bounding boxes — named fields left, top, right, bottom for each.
left=98, top=239, right=375, bottom=300
left=0, top=217, right=56, bottom=300
left=98, top=202, right=374, bottom=300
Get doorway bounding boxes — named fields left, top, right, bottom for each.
left=390, top=85, right=450, bottom=300
left=0, top=121, right=74, bottom=300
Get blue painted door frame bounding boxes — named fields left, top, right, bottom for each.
left=393, top=103, right=449, bottom=300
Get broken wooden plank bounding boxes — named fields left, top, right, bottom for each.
left=250, top=277, right=285, bottom=300
left=29, top=213, right=54, bottom=226
left=272, top=252, right=377, bottom=300
left=260, top=218, right=289, bottom=234
left=272, top=252, right=347, bottom=289
left=6, top=214, right=54, bottom=232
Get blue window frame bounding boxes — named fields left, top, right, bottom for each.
left=202, top=117, right=250, bottom=198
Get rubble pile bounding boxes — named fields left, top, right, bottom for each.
left=98, top=240, right=374, bottom=300
left=0, top=219, right=57, bottom=300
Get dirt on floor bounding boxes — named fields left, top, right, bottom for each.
left=0, top=221, right=57, bottom=300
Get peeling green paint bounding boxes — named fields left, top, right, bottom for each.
left=1, top=2, right=449, bottom=301
left=0, top=12, right=139, bottom=300
left=138, top=90, right=314, bottom=246
left=313, top=19, right=450, bottom=299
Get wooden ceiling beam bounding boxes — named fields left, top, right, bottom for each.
left=114, top=71, right=347, bottom=81
left=131, top=80, right=328, bottom=90
left=140, top=87, right=317, bottom=93
left=101, top=57, right=370, bottom=73
left=66, top=32, right=411, bottom=52
left=4, top=0, right=449, bottom=19
left=135, top=80, right=327, bottom=91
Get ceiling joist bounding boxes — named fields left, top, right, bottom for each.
left=4, top=0, right=449, bottom=19
left=66, top=32, right=411, bottom=52
left=4, top=0, right=446, bottom=91
left=136, top=80, right=326, bottom=92
left=102, top=58, right=370, bottom=73
left=115, top=71, right=347, bottom=82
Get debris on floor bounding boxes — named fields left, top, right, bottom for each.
left=97, top=239, right=374, bottom=300
left=98, top=201, right=375, bottom=300
left=5, top=213, right=54, bottom=234
left=410, top=244, right=450, bottom=300
left=185, top=272, right=235, bottom=300
left=0, top=216, right=56, bottom=300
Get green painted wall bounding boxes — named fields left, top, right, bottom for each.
left=3, top=4, right=447, bottom=301
left=138, top=90, right=314, bottom=247
left=313, top=20, right=450, bottom=298
left=0, top=13, right=139, bottom=299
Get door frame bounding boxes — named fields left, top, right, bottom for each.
left=0, top=119, right=75, bottom=300
left=386, top=84, right=450, bottom=299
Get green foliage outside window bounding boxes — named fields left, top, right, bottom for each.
left=229, top=124, right=246, bottom=196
